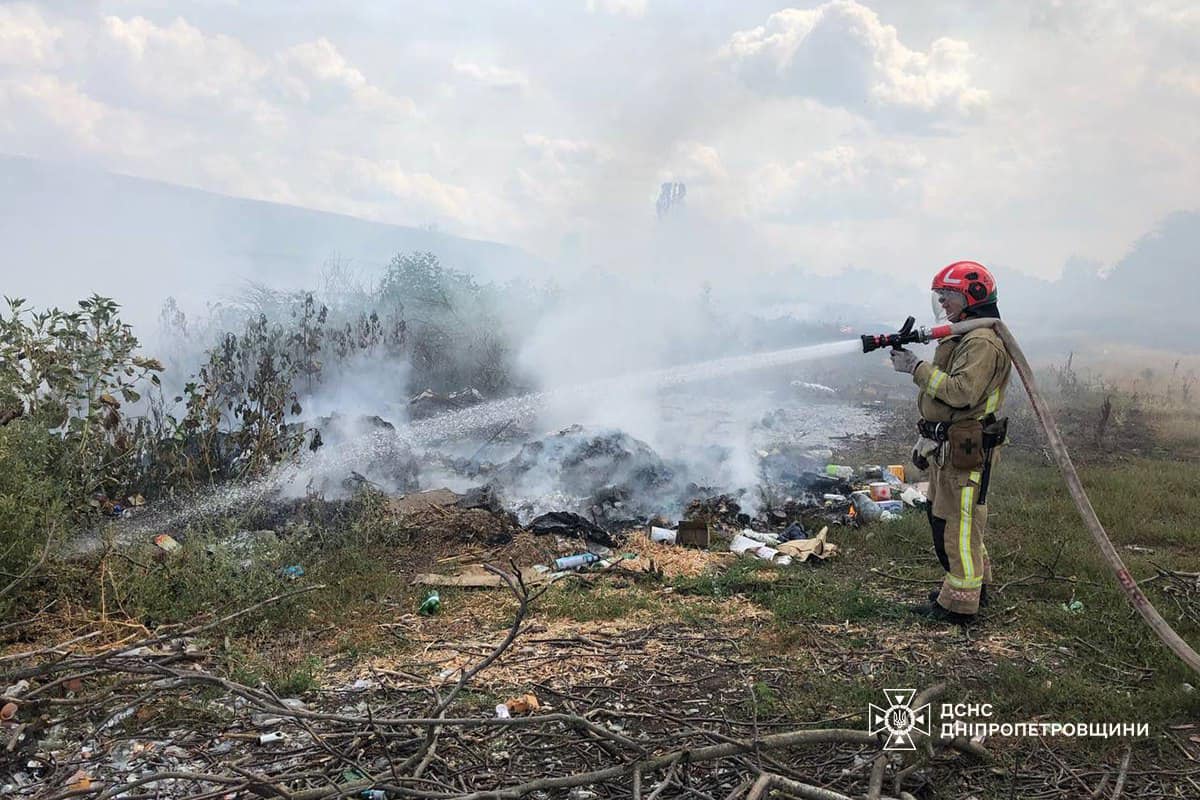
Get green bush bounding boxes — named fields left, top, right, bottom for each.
left=0, top=421, right=68, bottom=615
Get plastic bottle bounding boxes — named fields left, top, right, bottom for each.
left=824, top=464, right=854, bottom=480
left=850, top=491, right=881, bottom=522
left=554, top=552, right=600, bottom=570
left=418, top=591, right=441, bottom=615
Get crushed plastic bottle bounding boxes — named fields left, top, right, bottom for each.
left=824, top=464, right=854, bottom=480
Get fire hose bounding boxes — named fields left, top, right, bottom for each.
left=864, top=316, right=1200, bottom=674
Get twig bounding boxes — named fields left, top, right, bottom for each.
left=1112, top=744, right=1132, bottom=800
left=868, top=754, right=886, bottom=799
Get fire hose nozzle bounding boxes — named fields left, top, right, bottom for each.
left=861, top=315, right=919, bottom=353
left=860, top=317, right=955, bottom=353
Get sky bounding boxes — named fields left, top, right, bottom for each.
left=1, top=0, right=1198, bottom=284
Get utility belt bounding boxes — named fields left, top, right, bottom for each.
left=918, top=413, right=1009, bottom=472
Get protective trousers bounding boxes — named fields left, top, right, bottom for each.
left=926, top=456, right=993, bottom=615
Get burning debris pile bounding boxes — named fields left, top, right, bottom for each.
left=487, top=424, right=683, bottom=527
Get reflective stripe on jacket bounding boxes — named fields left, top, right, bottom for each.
left=913, top=326, right=1011, bottom=423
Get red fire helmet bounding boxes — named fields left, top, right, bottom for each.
left=931, top=261, right=997, bottom=307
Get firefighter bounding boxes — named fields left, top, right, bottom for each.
left=889, top=261, right=1012, bottom=622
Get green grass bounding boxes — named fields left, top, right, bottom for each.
left=539, top=580, right=661, bottom=622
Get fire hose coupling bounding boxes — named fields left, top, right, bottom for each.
left=860, top=316, right=954, bottom=353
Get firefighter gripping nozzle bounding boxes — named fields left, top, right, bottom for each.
left=860, top=315, right=932, bottom=353
left=860, top=317, right=957, bottom=353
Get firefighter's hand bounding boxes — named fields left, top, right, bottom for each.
left=890, top=348, right=920, bottom=374
left=911, top=436, right=939, bottom=471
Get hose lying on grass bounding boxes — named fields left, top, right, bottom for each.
left=952, top=317, right=1200, bottom=675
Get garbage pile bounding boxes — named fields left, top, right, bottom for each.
left=489, top=425, right=687, bottom=528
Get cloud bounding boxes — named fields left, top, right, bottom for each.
left=523, top=133, right=607, bottom=168
left=660, top=141, right=727, bottom=185
left=747, top=143, right=928, bottom=221
left=280, top=38, right=415, bottom=117
left=452, top=59, right=529, bottom=92
left=0, top=3, right=62, bottom=65
left=100, top=16, right=265, bottom=103
left=586, top=0, right=648, bottom=18
left=721, top=1, right=988, bottom=127
left=0, top=72, right=107, bottom=149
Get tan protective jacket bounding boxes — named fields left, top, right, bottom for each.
left=912, top=326, right=1011, bottom=422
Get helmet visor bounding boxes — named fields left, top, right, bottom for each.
left=931, top=289, right=966, bottom=322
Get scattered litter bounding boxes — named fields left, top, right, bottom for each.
left=504, top=693, right=540, bottom=715
left=729, top=533, right=792, bottom=565
left=257, top=731, right=285, bottom=745
left=900, top=486, right=928, bottom=507
left=1, top=702, right=16, bottom=721
left=887, top=465, right=905, bottom=482
left=850, top=492, right=882, bottom=522
left=555, top=552, right=600, bottom=571
left=675, top=519, right=711, bottom=548
left=649, top=526, right=676, bottom=544
left=868, top=482, right=892, bottom=501
left=776, top=527, right=838, bottom=562
left=419, top=591, right=442, bottom=615
left=1125, top=544, right=1155, bottom=554
left=825, top=464, right=854, bottom=480
left=1061, top=600, right=1085, bottom=614
left=280, top=565, right=305, bottom=580
left=495, top=704, right=511, bottom=719
left=153, top=533, right=180, bottom=552
left=527, top=512, right=615, bottom=547
left=780, top=522, right=809, bottom=542
left=65, top=771, right=91, bottom=791
left=737, top=528, right=781, bottom=546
